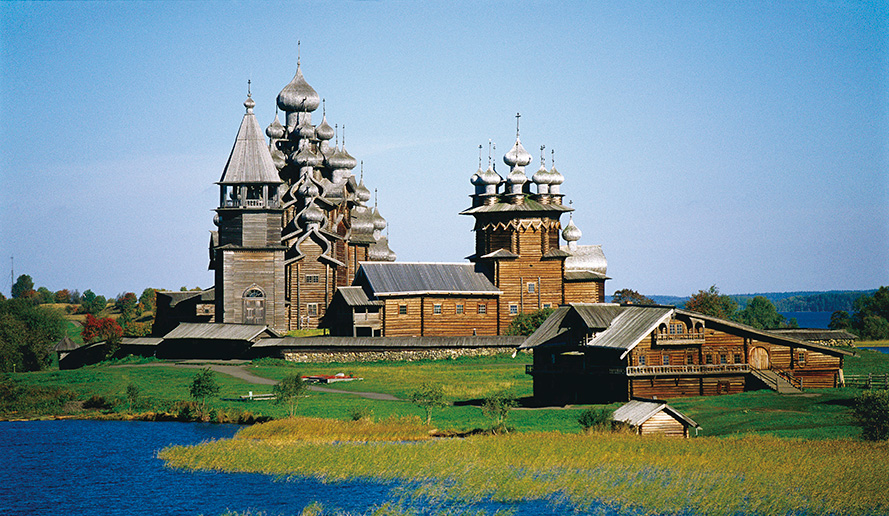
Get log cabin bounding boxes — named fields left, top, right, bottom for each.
left=612, top=399, right=701, bottom=438
left=519, top=303, right=853, bottom=404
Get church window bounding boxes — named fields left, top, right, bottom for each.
left=478, top=304, right=487, bottom=314
left=456, top=304, right=464, bottom=314
left=527, top=282, right=536, bottom=294
left=305, top=274, right=320, bottom=284
left=307, top=303, right=318, bottom=317
left=433, top=304, right=442, bottom=315
left=509, top=304, right=518, bottom=315
left=398, top=305, right=407, bottom=315
left=243, top=288, right=265, bottom=325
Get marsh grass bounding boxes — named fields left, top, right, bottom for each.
left=162, top=420, right=889, bottom=516
left=236, top=416, right=434, bottom=442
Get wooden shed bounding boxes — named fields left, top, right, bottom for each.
left=612, top=399, right=700, bottom=438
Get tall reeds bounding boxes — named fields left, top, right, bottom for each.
left=160, top=419, right=889, bottom=515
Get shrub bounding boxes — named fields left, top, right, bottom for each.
left=577, top=406, right=614, bottom=433
left=505, top=308, right=555, bottom=336
left=125, top=383, right=140, bottom=412
left=273, top=373, right=307, bottom=418
left=853, top=390, right=889, bottom=441
left=481, top=390, right=517, bottom=433
left=350, top=406, right=374, bottom=422
left=409, top=383, right=447, bottom=425
left=83, top=394, right=113, bottom=411
left=189, top=367, right=220, bottom=421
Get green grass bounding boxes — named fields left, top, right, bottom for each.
left=161, top=418, right=889, bottom=516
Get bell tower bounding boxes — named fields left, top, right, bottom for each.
left=210, top=89, right=287, bottom=330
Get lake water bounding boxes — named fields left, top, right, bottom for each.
left=0, top=420, right=587, bottom=516
left=779, top=311, right=832, bottom=329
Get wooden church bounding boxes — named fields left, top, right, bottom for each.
left=157, top=60, right=609, bottom=337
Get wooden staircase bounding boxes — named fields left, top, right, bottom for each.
left=751, top=368, right=802, bottom=394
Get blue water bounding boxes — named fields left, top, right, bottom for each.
left=862, top=347, right=889, bottom=354
left=779, top=311, right=832, bottom=329
left=0, top=420, right=590, bottom=516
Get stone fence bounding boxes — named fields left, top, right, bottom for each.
left=283, top=347, right=520, bottom=363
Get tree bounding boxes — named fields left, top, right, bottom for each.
left=54, top=289, right=72, bottom=304
left=0, top=298, right=65, bottom=372
left=80, top=290, right=107, bottom=315
left=273, top=373, right=307, bottom=417
left=189, top=367, right=220, bottom=421
left=115, top=292, right=139, bottom=333
left=409, top=382, right=447, bottom=425
left=35, top=287, right=54, bottom=305
left=139, top=288, right=158, bottom=314
left=81, top=314, right=123, bottom=345
left=737, top=296, right=786, bottom=329
left=612, top=289, right=654, bottom=305
left=829, top=287, right=889, bottom=340
left=684, top=285, right=738, bottom=320
left=11, top=275, right=34, bottom=299
left=828, top=310, right=852, bottom=331
left=505, top=308, right=555, bottom=336
left=853, top=390, right=889, bottom=441
left=126, top=383, right=140, bottom=413
left=481, top=390, right=517, bottom=433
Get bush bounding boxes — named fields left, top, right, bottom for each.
left=577, top=406, right=614, bottom=432
left=505, top=308, right=555, bottom=336
left=409, top=383, right=447, bottom=425
left=853, top=390, right=889, bottom=441
left=189, top=367, right=220, bottom=421
left=350, top=406, right=374, bottom=422
left=481, top=390, right=517, bottom=433
left=83, top=394, right=113, bottom=411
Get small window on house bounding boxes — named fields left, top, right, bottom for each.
left=433, top=304, right=442, bottom=315
left=734, top=354, right=742, bottom=364
left=687, top=354, right=695, bottom=365
left=305, top=274, right=320, bottom=284
left=639, top=355, right=646, bottom=366
left=542, top=303, right=552, bottom=309
left=456, top=304, right=464, bottom=314
left=306, top=303, right=318, bottom=317
left=706, top=354, right=713, bottom=364
left=720, top=354, right=727, bottom=364
left=798, top=352, right=806, bottom=365
left=478, top=304, right=486, bottom=314
left=509, top=304, right=518, bottom=315
left=527, top=282, right=536, bottom=293
left=663, top=355, right=670, bottom=366
left=398, top=305, right=407, bottom=315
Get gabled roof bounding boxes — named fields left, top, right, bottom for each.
left=768, top=329, right=858, bottom=342
left=613, top=399, right=700, bottom=429
left=674, top=309, right=855, bottom=357
left=54, top=336, right=79, bottom=352
left=218, top=99, right=282, bottom=185
left=157, top=288, right=215, bottom=307
left=337, top=286, right=384, bottom=307
left=562, top=244, right=607, bottom=275
left=356, top=262, right=501, bottom=297
left=163, top=323, right=281, bottom=341
left=518, top=304, right=671, bottom=355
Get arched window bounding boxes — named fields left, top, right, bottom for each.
left=243, top=287, right=265, bottom=324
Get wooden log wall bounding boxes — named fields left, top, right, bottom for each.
left=286, top=240, right=335, bottom=330
left=495, top=257, right=563, bottom=331
left=219, top=249, right=286, bottom=331
left=381, top=296, right=498, bottom=337
left=564, top=280, right=605, bottom=304
left=639, top=412, right=688, bottom=438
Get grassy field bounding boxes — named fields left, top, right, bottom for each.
left=3, top=344, right=888, bottom=437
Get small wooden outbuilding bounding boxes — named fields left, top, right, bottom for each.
left=612, top=399, right=701, bottom=438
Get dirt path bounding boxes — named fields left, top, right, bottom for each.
left=118, top=362, right=400, bottom=401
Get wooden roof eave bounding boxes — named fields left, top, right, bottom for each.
left=674, top=309, right=854, bottom=357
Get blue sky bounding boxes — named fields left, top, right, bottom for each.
left=1, top=1, right=886, bottom=299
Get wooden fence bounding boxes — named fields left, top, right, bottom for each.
left=843, top=373, right=889, bottom=389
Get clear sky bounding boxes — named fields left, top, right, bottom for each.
left=1, top=1, right=886, bottom=299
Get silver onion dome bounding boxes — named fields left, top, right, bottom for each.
left=299, top=203, right=325, bottom=225
left=357, top=178, right=372, bottom=204
left=244, top=95, right=256, bottom=112
left=479, top=164, right=501, bottom=185
left=316, top=116, right=335, bottom=141
left=277, top=63, right=320, bottom=113
left=371, top=207, right=387, bottom=232
left=549, top=164, right=564, bottom=185
left=532, top=162, right=553, bottom=185
left=266, top=112, right=285, bottom=139
left=297, top=179, right=320, bottom=199
left=350, top=206, right=375, bottom=235
left=293, top=145, right=322, bottom=168
left=504, top=137, right=532, bottom=167
left=326, top=146, right=350, bottom=170
left=562, top=214, right=582, bottom=243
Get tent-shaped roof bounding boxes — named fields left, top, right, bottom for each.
left=218, top=97, right=282, bottom=185
left=54, top=336, right=79, bottom=352
left=613, top=399, right=700, bottom=429
left=356, top=262, right=501, bottom=297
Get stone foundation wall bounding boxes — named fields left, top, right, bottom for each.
left=283, top=347, right=519, bottom=363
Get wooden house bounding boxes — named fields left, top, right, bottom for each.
left=156, top=323, right=281, bottom=359
left=612, top=399, right=700, bottom=438
left=520, top=303, right=853, bottom=404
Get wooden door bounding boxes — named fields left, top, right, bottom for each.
left=750, top=347, right=769, bottom=369
left=244, top=299, right=265, bottom=325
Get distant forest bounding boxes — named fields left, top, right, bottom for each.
left=644, top=290, right=877, bottom=312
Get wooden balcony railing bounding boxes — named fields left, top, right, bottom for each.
left=626, top=364, right=751, bottom=376
left=654, top=332, right=706, bottom=345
